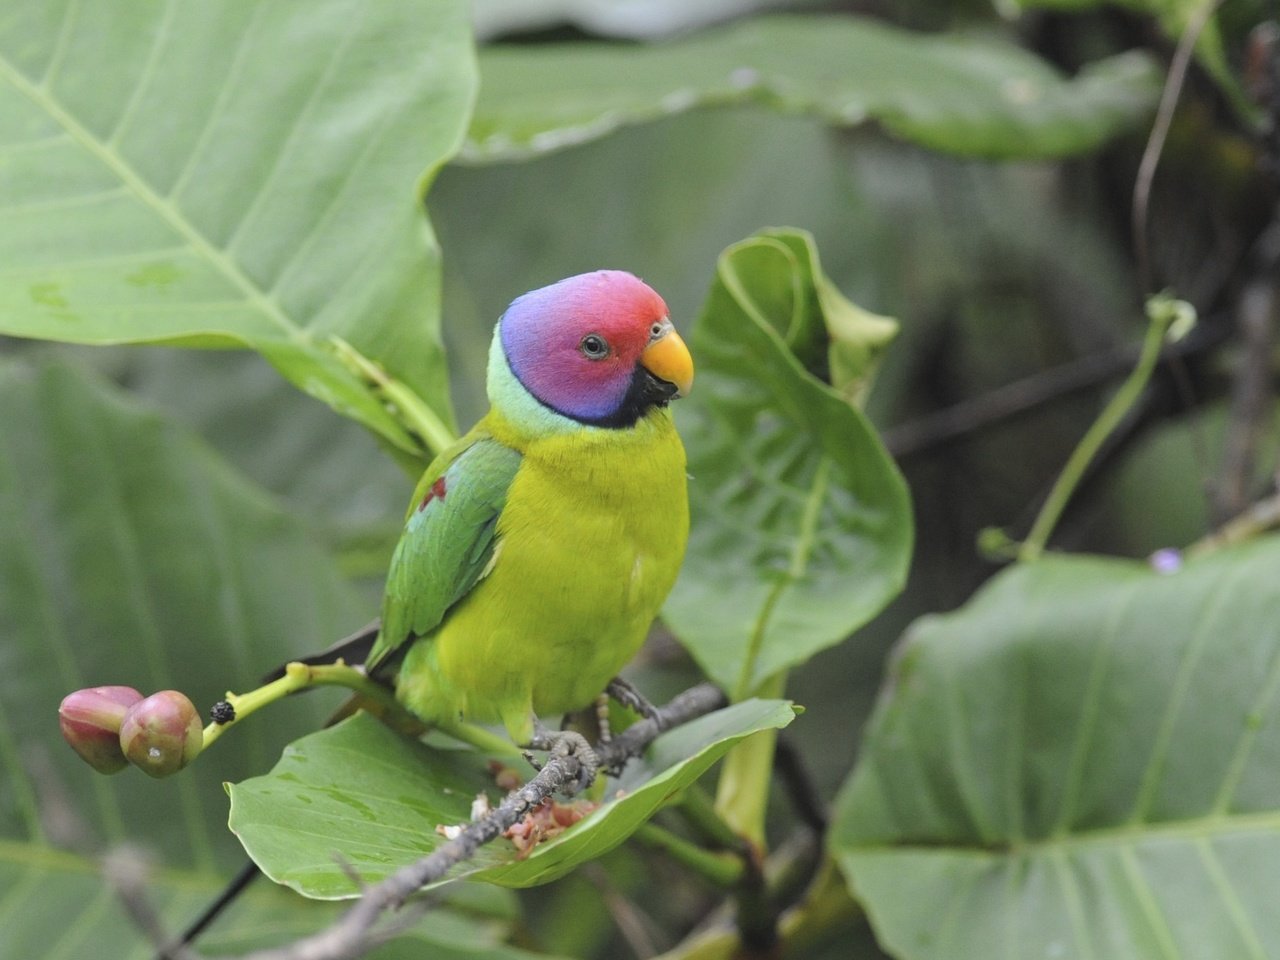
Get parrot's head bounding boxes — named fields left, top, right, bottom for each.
left=492, top=270, right=694, bottom=430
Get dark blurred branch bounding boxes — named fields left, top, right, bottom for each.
left=1189, top=476, right=1280, bottom=557
left=583, top=862, right=666, bottom=959
left=1211, top=17, right=1280, bottom=521
left=171, top=861, right=262, bottom=953
left=773, top=738, right=827, bottom=836
left=883, top=320, right=1227, bottom=459
left=111, top=851, right=206, bottom=960
left=732, top=847, right=777, bottom=959
left=1212, top=242, right=1279, bottom=522
left=1132, top=0, right=1223, bottom=293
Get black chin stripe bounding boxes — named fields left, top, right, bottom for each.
left=575, top=366, right=679, bottom=429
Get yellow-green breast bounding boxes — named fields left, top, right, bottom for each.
left=394, top=406, right=688, bottom=741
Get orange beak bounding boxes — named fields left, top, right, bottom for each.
left=640, top=325, right=694, bottom=398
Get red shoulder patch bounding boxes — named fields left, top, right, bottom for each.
left=417, top=476, right=448, bottom=512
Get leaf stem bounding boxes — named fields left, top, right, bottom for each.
left=677, top=785, right=749, bottom=851
left=714, top=676, right=787, bottom=849
left=633, top=823, right=744, bottom=888
left=1019, top=295, right=1193, bottom=562
left=328, top=336, right=457, bottom=458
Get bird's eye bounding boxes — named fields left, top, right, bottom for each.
left=649, top=322, right=665, bottom=339
left=579, top=334, right=609, bottom=359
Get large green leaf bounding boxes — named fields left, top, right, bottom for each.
left=0, top=359, right=542, bottom=957
left=0, top=0, right=474, bottom=456
left=833, top=537, right=1280, bottom=959
left=464, top=15, right=1160, bottom=163
left=471, top=0, right=806, bottom=40
left=663, top=230, right=912, bottom=698
left=228, top=700, right=795, bottom=898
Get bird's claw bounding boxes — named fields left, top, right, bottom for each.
left=525, top=729, right=599, bottom=794
left=606, top=676, right=659, bottom=719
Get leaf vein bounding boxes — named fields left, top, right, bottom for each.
left=265, top=106, right=397, bottom=302
left=1195, top=837, right=1266, bottom=960
left=1052, top=578, right=1141, bottom=835
left=1212, top=618, right=1280, bottom=815
left=37, top=0, right=79, bottom=90
left=1118, top=846, right=1180, bottom=960
left=0, top=47, right=299, bottom=343
left=0, top=247, right=191, bottom=278
left=1050, top=849, right=1096, bottom=960
left=221, top=18, right=361, bottom=258
left=0, top=186, right=129, bottom=219
left=1128, top=566, right=1235, bottom=824
left=103, top=0, right=178, bottom=148
left=164, top=3, right=268, bottom=202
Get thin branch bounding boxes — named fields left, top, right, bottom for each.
left=168, top=860, right=262, bottom=954
left=1132, top=0, right=1224, bottom=293
left=1187, top=478, right=1280, bottom=558
left=583, top=863, right=666, bottom=959
left=203, top=684, right=728, bottom=960
left=1211, top=224, right=1280, bottom=522
left=201, top=660, right=422, bottom=753
left=104, top=849, right=206, bottom=960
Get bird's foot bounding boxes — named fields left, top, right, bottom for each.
left=525, top=727, right=599, bottom=794
left=606, top=676, right=659, bottom=719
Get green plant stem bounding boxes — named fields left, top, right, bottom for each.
left=678, top=786, right=749, bottom=851
left=634, top=823, right=744, bottom=888
left=329, top=336, right=457, bottom=457
left=201, top=662, right=413, bottom=751
left=649, top=856, right=863, bottom=960
left=379, top=377, right=458, bottom=460
left=714, top=673, right=786, bottom=847
left=1018, top=309, right=1172, bottom=562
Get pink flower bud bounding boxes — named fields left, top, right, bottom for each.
left=59, top=686, right=144, bottom=774
left=119, top=691, right=204, bottom=778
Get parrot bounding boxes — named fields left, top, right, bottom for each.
left=364, top=269, right=694, bottom=746
left=172, top=271, right=693, bottom=950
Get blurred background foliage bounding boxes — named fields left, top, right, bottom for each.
left=2, top=0, right=1278, bottom=957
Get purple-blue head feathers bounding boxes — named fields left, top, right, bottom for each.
left=496, top=271, right=692, bottom=429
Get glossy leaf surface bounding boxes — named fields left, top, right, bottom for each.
left=0, top=0, right=474, bottom=455
left=833, top=538, right=1280, bottom=959
left=229, top=700, right=795, bottom=898
left=664, top=230, right=912, bottom=697
left=465, top=16, right=1159, bottom=163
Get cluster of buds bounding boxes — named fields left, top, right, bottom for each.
left=59, top=686, right=203, bottom=778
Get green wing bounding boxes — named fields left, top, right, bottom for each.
left=365, top=428, right=522, bottom=677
